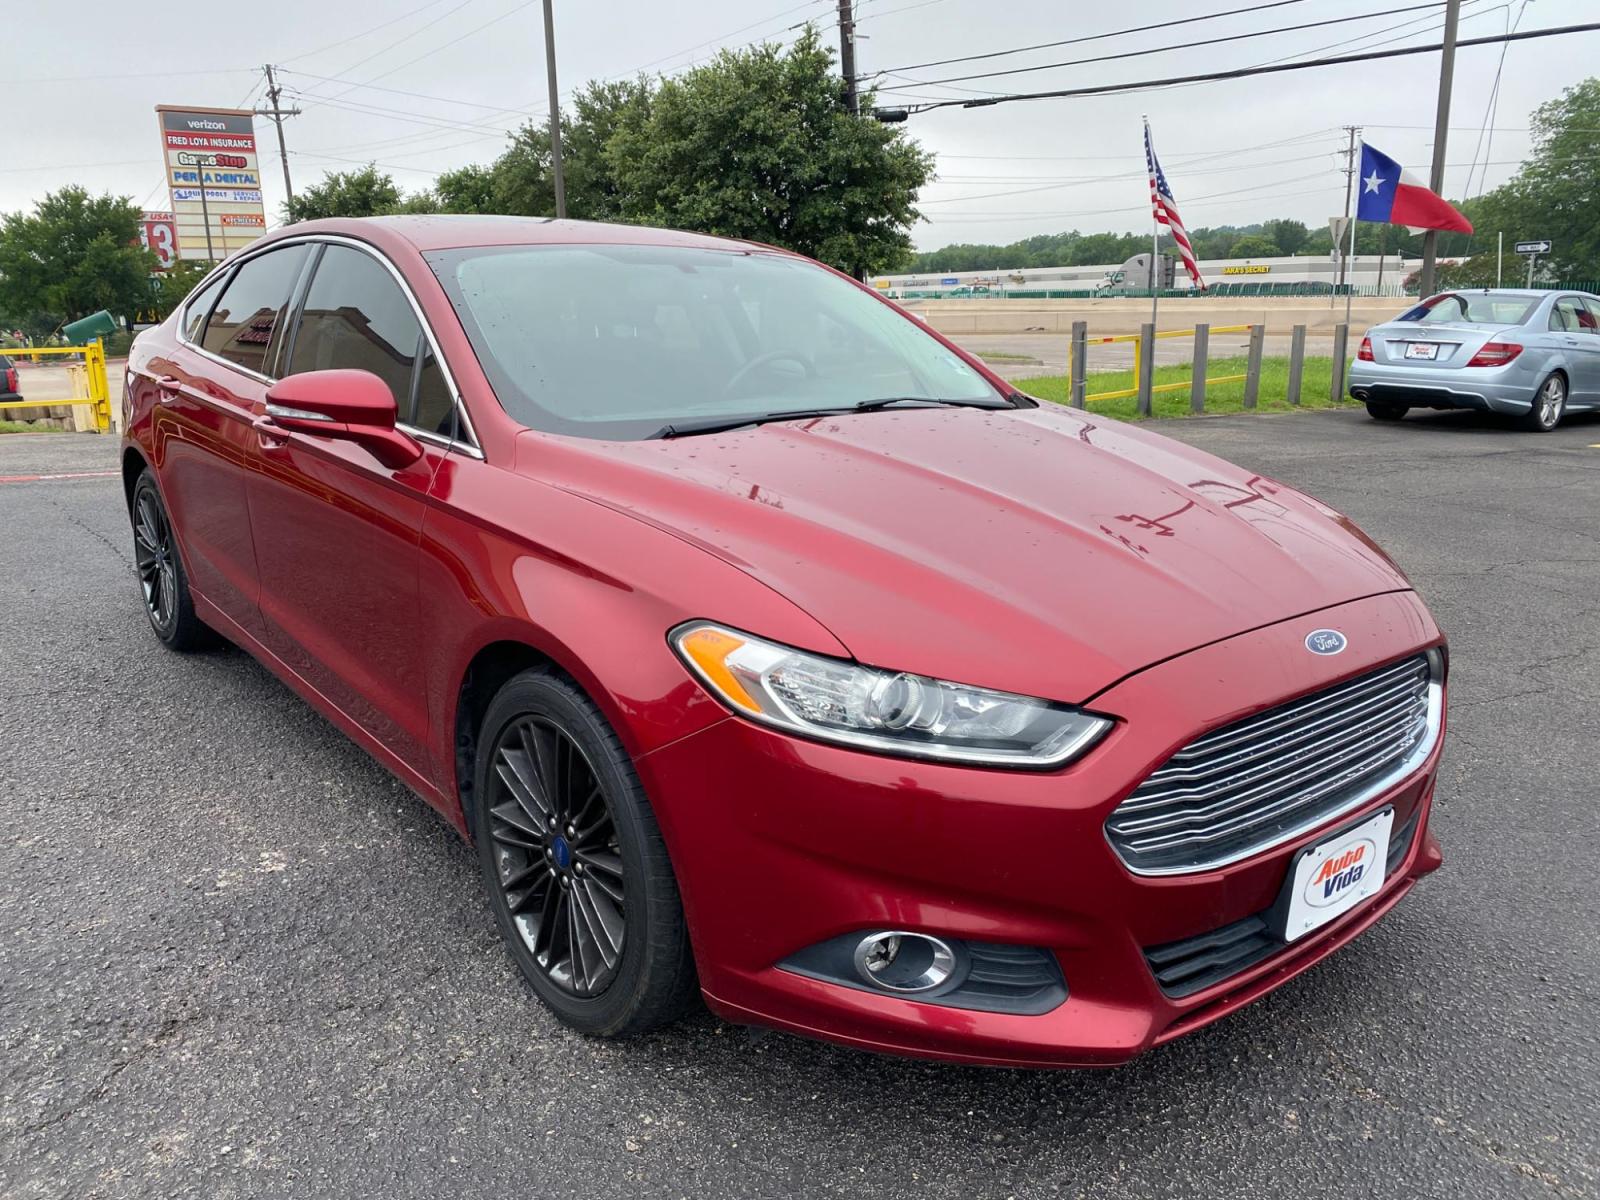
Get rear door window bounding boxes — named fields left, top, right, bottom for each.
left=1549, top=297, right=1589, bottom=333
left=285, top=245, right=424, bottom=421
left=201, top=245, right=311, bottom=376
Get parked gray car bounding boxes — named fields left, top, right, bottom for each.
left=1349, top=289, right=1600, bottom=431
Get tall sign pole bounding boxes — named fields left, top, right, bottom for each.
left=542, top=0, right=567, bottom=219
left=1419, top=0, right=1461, bottom=297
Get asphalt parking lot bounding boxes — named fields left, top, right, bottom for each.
left=3, top=409, right=1598, bottom=1199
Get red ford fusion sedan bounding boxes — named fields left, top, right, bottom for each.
left=122, top=216, right=1445, bottom=1067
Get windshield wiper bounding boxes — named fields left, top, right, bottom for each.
left=651, top=396, right=1011, bottom=439
left=848, top=396, right=1012, bottom=412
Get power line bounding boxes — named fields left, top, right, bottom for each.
left=288, top=91, right=524, bottom=135
left=277, top=0, right=461, bottom=65
left=871, top=0, right=1313, bottom=77
left=296, top=0, right=485, bottom=103
left=878, top=3, right=1446, bottom=92
left=890, top=22, right=1600, bottom=114
left=854, top=0, right=955, bottom=23
left=278, top=69, right=532, bottom=112
left=331, top=0, right=542, bottom=96
left=597, top=0, right=829, bottom=81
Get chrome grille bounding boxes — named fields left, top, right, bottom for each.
left=1107, top=654, right=1437, bottom=874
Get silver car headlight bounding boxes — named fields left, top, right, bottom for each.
left=670, top=621, right=1112, bottom=768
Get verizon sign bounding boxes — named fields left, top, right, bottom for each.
left=156, top=105, right=268, bottom=261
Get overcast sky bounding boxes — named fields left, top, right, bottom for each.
left=3, top=0, right=1595, bottom=249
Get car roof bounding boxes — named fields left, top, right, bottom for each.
left=1432, top=288, right=1570, bottom=300
left=266, top=214, right=780, bottom=256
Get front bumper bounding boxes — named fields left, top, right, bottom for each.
left=637, top=591, right=1446, bottom=1067
left=1348, top=359, right=1538, bottom=415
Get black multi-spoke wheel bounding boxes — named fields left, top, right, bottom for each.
left=133, top=487, right=177, bottom=632
left=473, top=668, right=698, bottom=1036
left=129, top=470, right=212, bottom=651
left=488, top=716, right=627, bottom=997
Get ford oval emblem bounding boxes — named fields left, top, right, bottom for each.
left=1305, top=629, right=1348, bottom=656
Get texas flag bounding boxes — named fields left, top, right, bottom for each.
left=1354, top=143, right=1472, bottom=234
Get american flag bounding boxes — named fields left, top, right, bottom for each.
left=1144, top=120, right=1206, bottom=292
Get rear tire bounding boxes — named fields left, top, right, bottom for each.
left=473, top=668, right=698, bottom=1037
left=1520, top=373, right=1566, bottom=432
left=130, top=470, right=215, bottom=652
left=1365, top=401, right=1407, bottom=422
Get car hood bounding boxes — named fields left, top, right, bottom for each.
left=519, top=404, right=1412, bottom=704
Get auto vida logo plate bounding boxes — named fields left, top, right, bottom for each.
left=1305, top=629, right=1348, bottom=655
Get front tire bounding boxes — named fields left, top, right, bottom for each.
left=131, top=470, right=214, bottom=651
left=1520, top=373, right=1566, bottom=431
left=1365, top=401, right=1407, bottom=422
left=473, top=668, right=697, bottom=1037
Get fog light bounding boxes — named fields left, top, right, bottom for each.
left=851, top=931, right=957, bottom=993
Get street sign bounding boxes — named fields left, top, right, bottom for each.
left=1328, top=216, right=1350, bottom=246
left=1514, top=239, right=1552, bottom=255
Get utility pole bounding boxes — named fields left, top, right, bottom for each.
left=542, top=0, right=567, bottom=218
left=838, top=0, right=858, bottom=114
left=257, top=64, right=302, bottom=207
left=1419, top=0, right=1461, bottom=296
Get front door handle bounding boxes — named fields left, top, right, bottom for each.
left=252, top=413, right=291, bottom=450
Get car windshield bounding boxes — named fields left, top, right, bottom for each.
left=1395, top=292, right=1540, bottom=325
left=426, top=243, right=1005, bottom=440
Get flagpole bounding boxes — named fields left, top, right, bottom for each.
left=1343, top=131, right=1360, bottom=327
left=1146, top=115, right=1159, bottom=330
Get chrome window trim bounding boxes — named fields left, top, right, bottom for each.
left=173, top=232, right=483, bottom=459
left=1108, top=665, right=1444, bottom=878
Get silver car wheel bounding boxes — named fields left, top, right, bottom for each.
left=1537, top=375, right=1565, bottom=429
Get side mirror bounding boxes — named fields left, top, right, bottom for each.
left=260, top=369, right=422, bottom=469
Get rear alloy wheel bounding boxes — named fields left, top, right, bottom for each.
left=1521, top=373, right=1566, bottom=432
left=131, top=470, right=213, bottom=651
left=1365, top=401, right=1407, bottom=422
left=474, top=669, right=697, bottom=1036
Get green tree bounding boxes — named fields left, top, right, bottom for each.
left=1464, top=79, right=1600, bottom=278
left=1228, top=233, right=1280, bottom=258
left=608, top=28, right=932, bottom=277
left=284, top=165, right=403, bottom=221
left=1414, top=255, right=1502, bottom=290
left=1264, top=219, right=1310, bottom=256
left=432, top=163, right=499, bottom=213
left=152, top=260, right=212, bottom=320
left=0, top=186, right=156, bottom=327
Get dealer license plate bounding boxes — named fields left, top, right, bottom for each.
left=1404, top=342, right=1439, bottom=360
left=1281, top=809, right=1393, bottom=942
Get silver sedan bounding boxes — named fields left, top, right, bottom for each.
left=1348, top=289, right=1600, bottom=431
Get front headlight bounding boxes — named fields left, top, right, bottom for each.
left=670, top=621, right=1112, bottom=768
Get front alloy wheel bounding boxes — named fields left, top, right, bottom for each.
left=488, top=715, right=626, bottom=997
left=473, top=668, right=697, bottom=1036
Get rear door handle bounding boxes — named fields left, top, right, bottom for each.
left=155, top=374, right=181, bottom=403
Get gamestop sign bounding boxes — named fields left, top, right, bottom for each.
left=156, top=105, right=268, bottom=262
